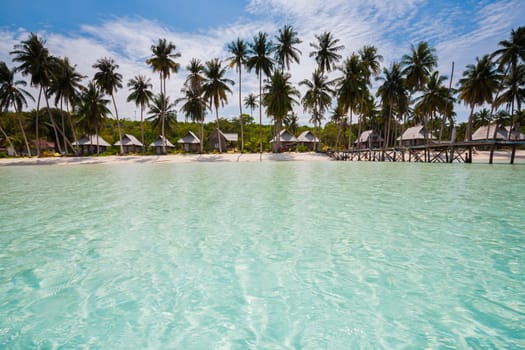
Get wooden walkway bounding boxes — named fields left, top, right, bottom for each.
left=331, top=141, right=525, bottom=164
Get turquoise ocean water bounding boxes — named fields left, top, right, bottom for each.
left=0, top=162, right=524, bottom=349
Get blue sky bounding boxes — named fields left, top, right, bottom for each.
left=1, top=0, right=523, bottom=124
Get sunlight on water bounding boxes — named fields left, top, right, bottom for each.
left=1, top=162, right=524, bottom=348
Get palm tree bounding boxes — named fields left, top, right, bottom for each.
left=299, top=69, right=334, bottom=151
left=336, top=54, right=367, bottom=149
left=457, top=55, right=501, bottom=141
left=377, top=63, right=408, bottom=148
left=202, top=58, right=234, bottom=153
left=127, top=75, right=153, bottom=152
left=185, top=58, right=205, bottom=91
left=309, top=32, right=344, bottom=73
left=0, top=61, right=35, bottom=155
left=147, top=93, right=177, bottom=136
left=273, top=24, right=302, bottom=72
left=244, top=93, right=258, bottom=123
left=358, top=45, right=383, bottom=143
left=494, top=64, right=525, bottom=121
left=401, top=41, right=438, bottom=92
left=92, top=57, right=124, bottom=154
left=284, top=112, right=299, bottom=135
left=227, top=38, right=249, bottom=151
left=48, top=57, right=84, bottom=154
left=247, top=32, right=275, bottom=156
left=146, top=38, right=181, bottom=153
left=263, top=71, right=300, bottom=152
left=176, top=86, right=208, bottom=152
left=75, top=81, right=110, bottom=155
left=414, top=71, right=450, bottom=141
left=11, top=33, right=62, bottom=155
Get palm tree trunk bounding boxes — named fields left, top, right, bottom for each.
left=216, top=106, right=222, bottom=153
left=44, top=92, right=63, bottom=154
left=466, top=104, right=475, bottom=141
left=335, top=118, right=342, bottom=152
left=0, top=124, right=18, bottom=156
left=14, top=103, right=31, bottom=156
left=200, top=119, right=204, bottom=153
left=316, top=121, right=321, bottom=152
left=275, top=118, right=282, bottom=153
left=439, top=61, right=454, bottom=142
left=238, top=68, right=244, bottom=152
left=66, top=100, right=79, bottom=155
left=95, top=119, right=100, bottom=155
left=347, top=109, right=353, bottom=150
left=60, top=98, right=68, bottom=154
left=35, top=87, right=42, bottom=157
left=111, top=94, right=124, bottom=155
left=161, top=74, right=166, bottom=155
left=259, top=71, right=263, bottom=160
left=140, top=104, right=145, bottom=152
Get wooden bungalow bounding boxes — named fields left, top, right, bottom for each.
left=208, top=129, right=238, bottom=151
left=114, top=134, right=143, bottom=153
left=149, top=135, right=175, bottom=154
left=270, top=129, right=297, bottom=152
left=296, top=130, right=319, bottom=151
left=355, top=130, right=383, bottom=149
left=472, top=124, right=525, bottom=141
left=72, top=135, right=111, bottom=155
left=397, top=125, right=436, bottom=146
left=177, top=131, right=201, bottom=153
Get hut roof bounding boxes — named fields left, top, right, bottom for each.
left=149, top=135, right=175, bottom=148
left=72, top=135, right=111, bottom=147
left=355, top=130, right=383, bottom=143
left=397, top=125, right=435, bottom=141
left=178, top=131, right=201, bottom=144
left=297, top=130, right=319, bottom=143
left=270, top=129, right=297, bottom=143
left=210, top=129, right=238, bottom=142
left=472, top=124, right=525, bottom=140
left=114, top=134, right=143, bottom=147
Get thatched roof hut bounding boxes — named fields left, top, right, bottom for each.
left=114, top=134, right=143, bottom=153
left=297, top=130, right=319, bottom=151
left=270, top=129, right=297, bottom=151
left=209, top=129, right=238, bottom=151
left=177, top=131, right=201, bottom=153
left=355, top=130, right=383, bottom=149
left=72, top=135, right=111, bottom=154
left=397, top=125, right=435, bottom=146
left=472, top=124, right=525, bottom=141
left=149, top=135, right=175, bottom=154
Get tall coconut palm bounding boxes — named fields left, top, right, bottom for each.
left=127, top=75, right=153, bottom=152
left=274, top=24, right=302, bottom=72
left=358, top=45, right=383, bottom=142
left=457, top=55, right=501, bottom=141
left=401, top=41, right=438, bottom=92
left=147, top=93, right=177, bottom=136
left=227, top=38, right=249, bottom=151
left=247, top=32, right=274, bottom=156
left=494, top=64, right=525, bottom=119
left=176, top=86, right=208, bottom=153
left=202, top=58, right=234, bottom=153
left=377, top=63, right=408, bottom=148
left=309, top=32, right=344, bottom=73
left=299, top=69, right=334, bottom=151
left=0, top=61, right=35, bottom=155
left=336, top=54, right=367, bottom=149
left=414, top=71, right=450, bottom=141
left=75, top=81, right=110, bottom=155
left=244, top=93, right=258, bottom=122
left=11, top=33, right=62, bottom=155
left=92, top=57, right=124, bottom=154
left=48, top=57, right=85, bottom=154
left=185, top=58, right=205, bottom=91
left=146, top=38, right=181, bottom=153
left=263, top=71, right=300, bottom=152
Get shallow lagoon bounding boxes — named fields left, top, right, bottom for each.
left=1, top=162, right=524, bottom=348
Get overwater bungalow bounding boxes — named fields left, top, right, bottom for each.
left=397, top=125, right=436, bottom=146
left=209, top=129, right=238, bottom=152
left=355, top=130, right=383, bottom=149
left=270, top=129, right=297, bottom=151
left=149, top=136, right=175, bottom=154
left=472, top=124, right=525, bottom=141
left=114, top=134, right=143, bottom=153
left=177, top=131, right=201, bottom=153
left=297, top=130, right=319, bottom=151
left=72, top=135, right=111, bottom=155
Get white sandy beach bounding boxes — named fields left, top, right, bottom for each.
left=0, top=150, right=523, bottom=166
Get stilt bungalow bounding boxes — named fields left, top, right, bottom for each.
left=114, top=134, right=143, bottom=153
left=72, top=135, right=111, bottom=155
left=355, top=130, right=383, bottom=149
left=270, top=129, right=297, bottom=152
left=472, top=124, right=525, bottom=141
left=397, top=125, right=436, bottom=146
left=297, top=130, right=319, bottom=151
left=149, top=136, right=175, bottom=154
left=208, top=129, right=238, bottom=152
left=177, top=131, right=201, bottom=153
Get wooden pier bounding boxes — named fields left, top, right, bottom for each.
left=331, top=141, right=525, bottom=164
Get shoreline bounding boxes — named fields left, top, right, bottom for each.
left=0, top=150, right=523, bottom=166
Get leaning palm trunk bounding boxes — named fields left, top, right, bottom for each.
left=15, top=104, right=31, bottom=156
left=66, top=100, right=79, bottom=155
left=111, top=94, right=124, bottom=155
left=35, top=87, right=42, bottom=156
left=465, top=104, right=475, bottom=141
left=60, top=99, right=68, bottom=154
left=44, top=92, right=63, bottom=154
left=0, top=125, right=18, bottom=156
